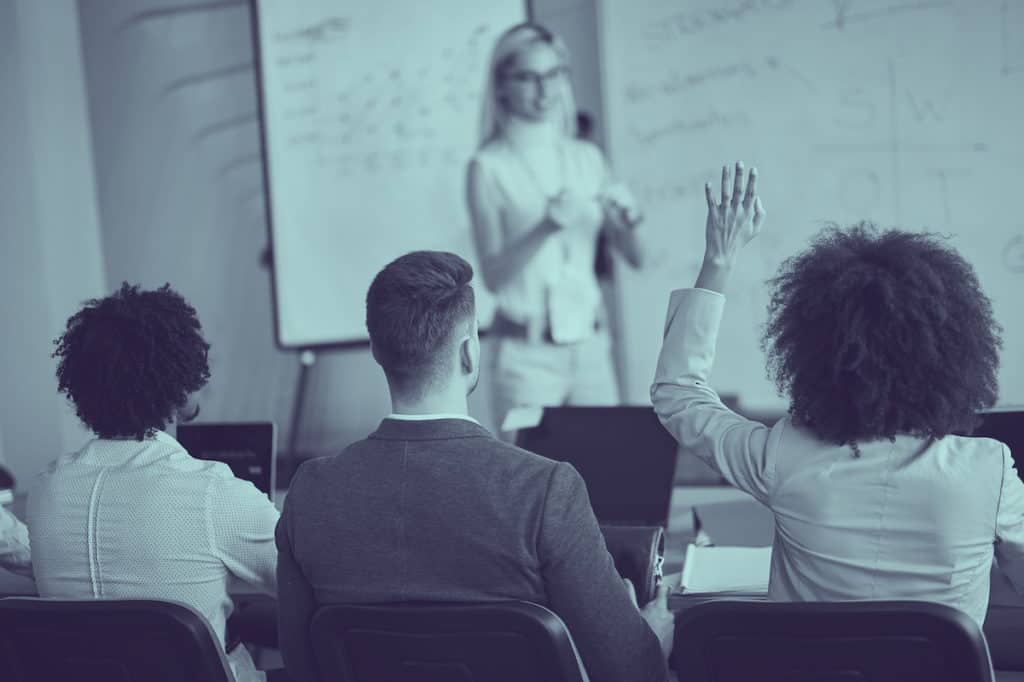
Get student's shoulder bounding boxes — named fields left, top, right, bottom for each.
left=34, top=451, right=78, bottom=479
left=941, top=432, right=1011, bottom=470
left=289, top=440, right=378, bottom=485
left=482, top=438, right=569, bottom=479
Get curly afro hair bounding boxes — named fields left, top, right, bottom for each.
left=762, top=223, right=1001, bottom=451
left=53, top=283, right=211, bottom=440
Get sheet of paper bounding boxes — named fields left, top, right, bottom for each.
left=679, top=544, right=772, bottom=594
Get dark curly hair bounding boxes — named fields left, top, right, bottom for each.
left=53, top=283, right=211, bottom=440
left=762, top=223, right=1001, bottom=452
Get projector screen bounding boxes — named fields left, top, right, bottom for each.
left=254, top=0, right=524, bottom=347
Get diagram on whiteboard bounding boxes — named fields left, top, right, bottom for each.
left=267, top=15, right=492, bottom=178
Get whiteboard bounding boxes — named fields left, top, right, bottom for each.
left=599, top=0, right=1024, bottom=410
left=254, top=0, right=524, bottom=347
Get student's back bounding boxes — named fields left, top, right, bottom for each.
left=753, top=425, right=1013, bottom=623
left=282, top=418, right=618, bottom=603
left=29, top=433, right=276, bottom=632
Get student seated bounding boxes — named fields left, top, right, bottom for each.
left=651, top=162, right=1024, bottom=625
left=26, top=283, right=280, bottom=682
left=275, top=251, right=672, bottom=682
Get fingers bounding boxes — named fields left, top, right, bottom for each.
left=705, top=182, right=716, bottom=211
left=720, top=165, right=730, bottom=207
left=731, top=161, right=744, bottom=208
left=654, top=582, right=671, bottom=606
left=753, top=196, right=767, bottom=230
left=742, top=167, right=757, bottom=209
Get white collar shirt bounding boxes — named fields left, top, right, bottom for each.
left=26, top=430, right=279, bottom=682
left=386, top=413, right=481, bottom=424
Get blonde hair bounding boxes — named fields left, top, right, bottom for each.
left=477, top=23, right=577, bottom=147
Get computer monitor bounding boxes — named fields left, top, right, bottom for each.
left=175, top=422, right=277, bottom=501
left=516, top=406, right=678, bottom=527
left=960, top=409, right=1024, bottom=480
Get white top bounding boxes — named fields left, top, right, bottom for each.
left=26, top=430, right=279, bottom=682
left=468, top=119, right=609, bottom=333
left=651, top=288, right=1024, bottom=625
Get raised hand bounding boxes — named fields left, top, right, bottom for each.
left=702, top=161, right=766, bottom=267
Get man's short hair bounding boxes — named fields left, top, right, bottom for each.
left=53, top=283, right=211, bottom=440
left=366, top=251, right=476, bottom=397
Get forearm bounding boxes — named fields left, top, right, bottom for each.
left=605, top=223, right=644, bottom=269
left=541, top=465, right=669, bottom=681
left=480, top=217, right=558, bottom=292
left=650, top=289, right=773, bottom=500
left=277, top=549, right=319, bottom=682
left=0, top=507, right=32, bottom=577
left=694, top=258, right=734, bottom=293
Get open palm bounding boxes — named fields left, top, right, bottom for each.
left=703, top=162, right=766, bottom=266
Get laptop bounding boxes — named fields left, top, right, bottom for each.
left=175, top=422, right=277, bottom=502
left=516, top=406, right=678, bottom=527
left=958, top=408, right=1024, bottom=480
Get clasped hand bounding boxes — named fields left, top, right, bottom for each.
left=545, top=189, right=604, bottom=236
left=600, top=182, right=643, bottom=232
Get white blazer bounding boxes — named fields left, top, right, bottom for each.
left=651, top=288, right=1024, bottom=626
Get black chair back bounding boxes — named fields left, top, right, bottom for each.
left=0, top=597, right=234, bottom=682
left=673, top=599, right=995, bottom=682
left=310, top=601, right=587, bottom=682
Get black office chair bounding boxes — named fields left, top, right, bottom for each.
left=0, top=597, right=234, bottom=682
left=672, top=599, right=995, bottom=682
left=309, top=601, right=587, bottom=682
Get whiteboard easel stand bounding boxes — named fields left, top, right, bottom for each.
left=286, top=348, right=317, bottom=462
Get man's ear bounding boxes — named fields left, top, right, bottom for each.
left=460, top=333, right=478, bottom=376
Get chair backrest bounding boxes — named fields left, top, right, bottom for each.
left=673, top=599, right=995, bottom=682
left=310, top=601, right=587, bottom=682
left=0, top=597, right=235, bottom=682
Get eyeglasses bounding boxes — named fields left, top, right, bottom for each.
left=502, top=65, right=570, bottom=89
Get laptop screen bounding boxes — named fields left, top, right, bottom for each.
left=175, top=422, right=277, bottom=500
left=516, top=406, right=678, bottom=526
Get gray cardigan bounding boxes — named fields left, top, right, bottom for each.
left=275, top=417, right=667, bottom=682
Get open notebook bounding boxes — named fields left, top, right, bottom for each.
left=679, top=544, right=772, bottom=594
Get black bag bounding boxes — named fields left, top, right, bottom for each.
left=599, top=525, right=665, bottom=607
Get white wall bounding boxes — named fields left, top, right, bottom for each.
left=0, top=0, right=106, bottom=485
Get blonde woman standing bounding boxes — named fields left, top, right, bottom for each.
left=466, top=23, right=643, bottom=432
